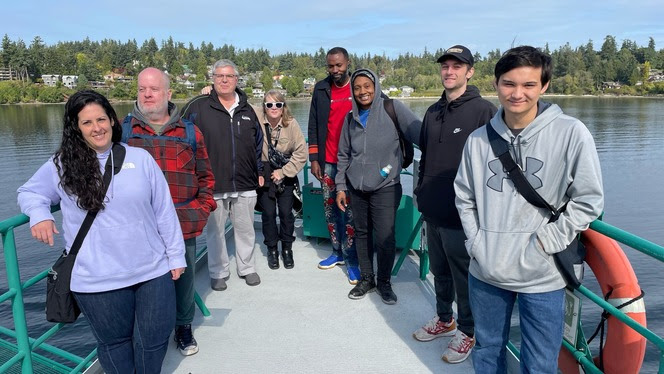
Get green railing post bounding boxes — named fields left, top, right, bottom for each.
left=2, top=228, right=34, bottom=373
left=391, top=216, right=424, bottom=277
left=194, top=292, right=210, bottom=317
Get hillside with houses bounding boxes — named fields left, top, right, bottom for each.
left=1, top=35, right=664, bottom=103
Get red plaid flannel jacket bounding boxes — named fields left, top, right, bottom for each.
left=125, top=116, right=216, bottom=239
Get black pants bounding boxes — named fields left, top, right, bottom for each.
left=426, top=222, right=474, bottom=336
left=257, top=178, right=296, bottom=248
left=348, top=183, right=402, bottom=283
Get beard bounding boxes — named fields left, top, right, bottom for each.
left=138, top=100, right=169, bottom=122
left=332, top=71, right=349, bottom=85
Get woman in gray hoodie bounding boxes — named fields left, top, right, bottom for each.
left=335, top=69, right=421, bottom=304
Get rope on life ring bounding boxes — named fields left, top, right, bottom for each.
left=558, top=229, right=646, bottom=374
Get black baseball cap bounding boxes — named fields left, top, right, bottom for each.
left=436, top=45, right=474, bottom=66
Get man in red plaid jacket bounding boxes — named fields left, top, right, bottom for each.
left=122, top=67, right=216, bottom=357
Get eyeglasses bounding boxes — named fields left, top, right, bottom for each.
left=264, top=102, right=284, bottom=109
left=213, top=73, right=237, bottom=80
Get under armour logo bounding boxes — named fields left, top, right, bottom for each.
left=487, top=157, right=544, bottom=192
left=453, top=128, right=462, bottom=134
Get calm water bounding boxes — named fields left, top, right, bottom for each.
left=0, top=97, right=663, bottom=371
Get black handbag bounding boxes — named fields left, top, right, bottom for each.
left=486, top=124, right=584, bottom=289
left=46, top=143, right=125, bottom=323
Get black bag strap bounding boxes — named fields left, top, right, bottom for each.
left=67, top=143, right=126, bottom=258
left=383, top=98, right=399, bottom=130
left=263, top=123, right=280, bottom=148
left=486, top=124, right=561, bottom=222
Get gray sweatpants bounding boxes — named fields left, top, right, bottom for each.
left=207, top=194, right=257, bottom=278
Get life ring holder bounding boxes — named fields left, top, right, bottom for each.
left=558, top=229, right=647, bottom=374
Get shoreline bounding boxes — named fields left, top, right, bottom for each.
left=3, top=93, right=663, bottom=106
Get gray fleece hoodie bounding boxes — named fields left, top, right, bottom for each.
left=131, top=101, right=181, bottom=132
left=336, top=68, right=421, bottom=192
left=454, top=103, right=604, bottom=293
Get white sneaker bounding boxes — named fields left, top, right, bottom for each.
left=412, top=316, right=457, bottom=342
left=442, top=331, right=475, bottom=364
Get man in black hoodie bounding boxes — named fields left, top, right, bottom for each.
left=412, top=45, right=497, bottom=364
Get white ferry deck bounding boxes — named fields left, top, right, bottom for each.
left=161, top=222, right=475, bottom=374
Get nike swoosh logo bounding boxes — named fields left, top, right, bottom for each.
left=453, top=128, right=462, bottom=134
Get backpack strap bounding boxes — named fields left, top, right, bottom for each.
left=121, top=114, right=133, bottom=144
left=485, top=123, right=559, bottom=220
left=122, top=114, right=197, bottom=157
left=383, top=98, right=414, bottom=168
left=181, top=117, right=197, bottom=156
left=383, top=98, right=399, bottom=129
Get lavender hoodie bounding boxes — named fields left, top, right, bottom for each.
left=18, top=143, right=186, bottom=293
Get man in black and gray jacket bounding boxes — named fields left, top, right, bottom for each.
left=412, top=45, right=496, bottom=364
left=182, top=59, right=264, bottom=291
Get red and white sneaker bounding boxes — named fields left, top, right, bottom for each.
left=412, top=316, right=457, bottom=342
left=442, top=331, right=475, bottom=364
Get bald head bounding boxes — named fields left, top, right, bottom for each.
left=139, top=67, right=170, bottom=89
left=137, top=67, right=172, bottom=125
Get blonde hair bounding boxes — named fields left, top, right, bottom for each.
left=262, top=89, right=294, bottom=127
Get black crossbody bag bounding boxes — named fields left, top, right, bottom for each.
left=486, top=124, right=584, bottom=289
left=46, top=143, right=126, bottom=323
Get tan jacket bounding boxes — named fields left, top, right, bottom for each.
left=256, top=108, right=307, bottom=180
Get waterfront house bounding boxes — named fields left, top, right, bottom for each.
left=399, top=86, right=414, bottom=97
left=62, top=75, right=78, bottom=89
left=41, top=74, right=61, bottom=87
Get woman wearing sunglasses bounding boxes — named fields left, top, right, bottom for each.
left=257, top=90, right=307, bottom=269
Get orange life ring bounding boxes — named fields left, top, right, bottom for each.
left=558, top=229, right=646, bottom=374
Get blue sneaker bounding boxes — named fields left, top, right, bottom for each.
left=347, top=266, right=360, bottom=285
left=318, top=254, right=345, bottom=269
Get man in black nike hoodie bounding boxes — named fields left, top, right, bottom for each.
left=412, top=45, right=496, bottom=364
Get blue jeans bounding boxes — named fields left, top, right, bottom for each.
left=322, top=163, right=357, bottom=266
left=469, top=274, right=564, bottom=374
left=73, top=272, right=176, bottom=374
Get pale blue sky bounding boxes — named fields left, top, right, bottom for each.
left=4, top=0, right=663, bottom=58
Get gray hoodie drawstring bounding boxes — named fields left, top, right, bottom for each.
left=510, top=136, right=524, bottom=170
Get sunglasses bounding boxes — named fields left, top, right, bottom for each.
left=264, top=102, right=284, bottom=109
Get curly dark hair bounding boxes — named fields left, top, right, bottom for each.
left=54, top=90, right=122, bottom=211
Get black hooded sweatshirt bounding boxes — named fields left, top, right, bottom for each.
left=414, top=85, right=497, bottom=228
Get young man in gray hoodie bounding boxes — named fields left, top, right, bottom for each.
left=454, top=46, right=603, bottom=372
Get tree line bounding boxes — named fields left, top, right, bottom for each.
left=1, top=34, right=664, bottom=104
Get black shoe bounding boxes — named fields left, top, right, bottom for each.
left=267, top=246, right=279, bottom=270
left=348, top=274, right=376, bottom=300
left=174, top=324, right=199, bottom=356
left=282, top=242, right=294, bottom=269
left=377, top=280, right=397, bottom=305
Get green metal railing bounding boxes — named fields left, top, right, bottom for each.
left=561, top=220, right=664, bottom=373
left=498, top=219, right=663, bottom=373
left=302, top=147, right=661, bottom=372
left=0, top=206, right=97, bottom=373
left=0, top=206, right=212, bottom=373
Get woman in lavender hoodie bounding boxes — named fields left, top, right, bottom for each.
left=18, top=90, right=186, bottom=374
